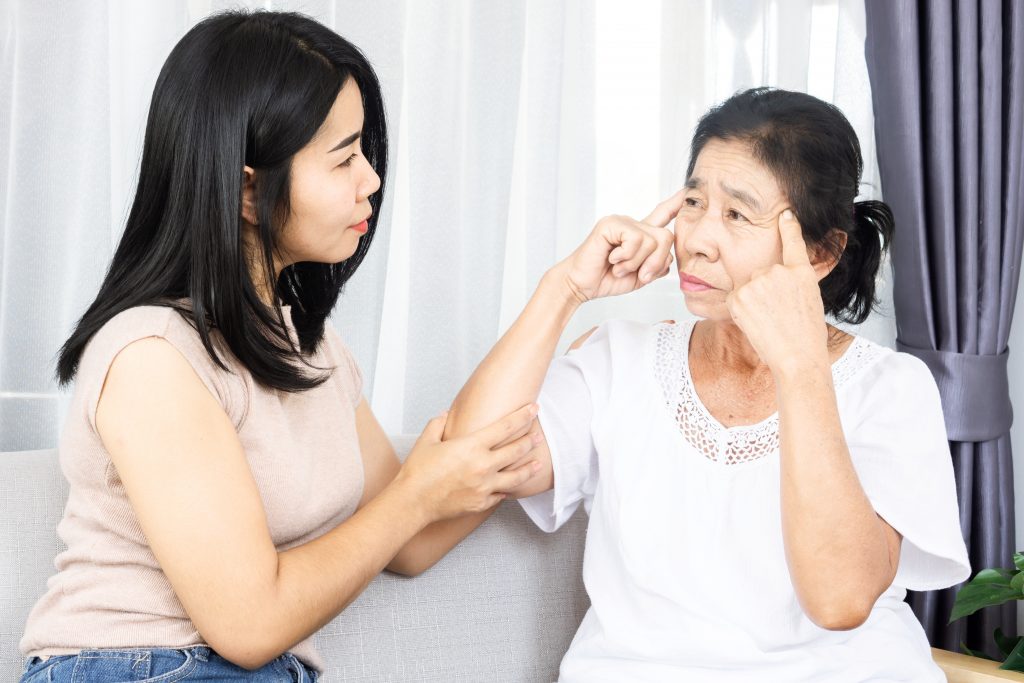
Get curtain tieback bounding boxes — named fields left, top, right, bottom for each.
left=896, top=341, right=1012, bottom=442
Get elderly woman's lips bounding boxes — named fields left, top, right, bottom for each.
left=679, top=273, right=714, bottom=291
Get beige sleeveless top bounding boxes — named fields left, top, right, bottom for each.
left=20, top=303, right=366, bottom=673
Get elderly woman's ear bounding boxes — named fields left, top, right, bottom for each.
left=810, top=228, right=849, bottom=281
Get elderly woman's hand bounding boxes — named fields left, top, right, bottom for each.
left=725, top=209, right=830, bottom=377
left=551, top=191, right=685, bottom=304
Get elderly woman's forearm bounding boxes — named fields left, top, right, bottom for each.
left=445, top=268, right=580, bottom=439
left=775, top=366, right=897, bottom=630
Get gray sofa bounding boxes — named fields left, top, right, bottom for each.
left=1, top=438, right=589, bottom=682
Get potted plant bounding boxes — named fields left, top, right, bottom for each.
left=949, top=552, right=1024, bottom=672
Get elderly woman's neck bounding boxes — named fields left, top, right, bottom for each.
left=696, top=320, right=767, bottom=374
left=694, top=319, right=853, bottom=376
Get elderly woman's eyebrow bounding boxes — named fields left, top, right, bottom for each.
left=685, top=176, right=764, bottom=212
left=721, top=182, right=763, bottom=212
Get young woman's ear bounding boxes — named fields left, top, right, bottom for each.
left=811, top=228, right=848, bottom=281
left=241, top=166, right=258, bottom=226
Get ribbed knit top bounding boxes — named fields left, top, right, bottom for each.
left=20, top=303, right=365, bottom=673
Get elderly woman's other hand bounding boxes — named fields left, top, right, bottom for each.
left=551, top=191, right=685, bottom=305
left=725, top=209, right=831, bottom=377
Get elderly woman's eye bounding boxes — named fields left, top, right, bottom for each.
left=684, top=197, right=702, bottom=208
left=727, top=209, right=748, bottom=222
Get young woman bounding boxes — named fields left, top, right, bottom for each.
left=445, top=88, right=971, bottom=681
left=19, top=11, right=545, bottom=682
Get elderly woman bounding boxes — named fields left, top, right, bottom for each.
left=445, top=87, right=970, bottom=681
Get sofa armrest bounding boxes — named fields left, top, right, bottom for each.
left=934, top=648, right=1024, bottom=682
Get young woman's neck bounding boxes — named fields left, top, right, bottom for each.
left=241, top=225, right=284, bottom=308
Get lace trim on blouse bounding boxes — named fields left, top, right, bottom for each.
left=653, top=320, right=883, bottom=465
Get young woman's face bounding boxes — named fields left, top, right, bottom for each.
left=274, top=78, right=381, bottom=269
left=673, top=138, right=792, bottom=321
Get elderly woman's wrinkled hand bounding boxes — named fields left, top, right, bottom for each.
left=553, top=191, right=685, bottom=305
left=725, top=209, right=830, bottom=377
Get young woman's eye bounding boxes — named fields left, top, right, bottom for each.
left=339, top=153, right=358, bottom=168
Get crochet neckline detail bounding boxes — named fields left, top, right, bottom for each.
left=653, top=320, right=881, bottom=465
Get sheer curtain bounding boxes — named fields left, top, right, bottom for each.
left=0, top=0, right=882, bottom=448
left=569, top=0, right=891, bottom=353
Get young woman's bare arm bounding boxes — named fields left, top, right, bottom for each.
left=354, top=398, right=543, bottom=576
left=95, top=337, right=539, bottom=670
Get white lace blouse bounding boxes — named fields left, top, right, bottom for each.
left=520, top=319, right=970, bottom=683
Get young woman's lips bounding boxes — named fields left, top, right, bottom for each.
left=679, top=273, right=715, bottom=292
left=349, top=219, right=369, bottom=234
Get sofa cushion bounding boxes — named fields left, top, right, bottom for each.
left=1, top=441, right=588, bottom=682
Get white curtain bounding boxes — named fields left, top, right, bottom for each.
left=570, top=0, right=891, bottom=351
left=0, top=0, right=886, bottom=449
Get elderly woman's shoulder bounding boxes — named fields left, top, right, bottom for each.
left=566, top=318, right=675, bottom=353
left=844, top=338, right=940, bottom=397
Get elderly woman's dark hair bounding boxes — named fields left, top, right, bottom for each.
left=56, top=10, right=388, bottom=392
left=686, top=87, right=893, bottom=325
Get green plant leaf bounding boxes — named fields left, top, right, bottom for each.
left=1013, top=552, right=1024, bottom=572
left=1000, top=635, right=1024, bottom=672
left=1012, top=572, right=1024, bottom=596
left=995, top=627, right=1022, bottom=658
left=962, top=642, right=998, bottom=660
left=946, top=581, right=1019, bottom=622
left=972, top=568, right=1016, bottom=585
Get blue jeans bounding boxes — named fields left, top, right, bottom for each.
left=20, top=645, right=319, bottom=682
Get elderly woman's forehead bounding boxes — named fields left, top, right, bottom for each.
left=688, top=143, right=783, bottom=197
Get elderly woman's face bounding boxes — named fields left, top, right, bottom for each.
left=674, top=138, right=793, bottom=321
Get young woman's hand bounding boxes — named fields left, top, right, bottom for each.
left=550, top=190, right=686, bottom=304
left=394, top=404, right=543, bottom=522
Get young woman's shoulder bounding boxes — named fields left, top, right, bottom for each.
left=80, top=303, right=248, bottom=432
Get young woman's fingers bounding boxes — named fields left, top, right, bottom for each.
left=491, top=430, right=541, bottom=470
left=492, top=460, right=542, bottom=492
left=414, top=411, right=448, bottom=447
left=487, top=414, right=538, bottom=450
left=473, top=404, right=539, bottom=449
left=483, top=493, right=507, bottom=509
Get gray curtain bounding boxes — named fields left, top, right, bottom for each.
left=864, top=0, right=1024, bottom=655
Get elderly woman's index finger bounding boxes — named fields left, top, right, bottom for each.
left=642, top=188, right=687, bottom=228
left=779, top=209, right=811, bottom=266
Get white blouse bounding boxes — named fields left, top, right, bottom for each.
left=521, top=319, right=971, bottom=682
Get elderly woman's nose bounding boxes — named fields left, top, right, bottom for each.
left=681, top=213, right=719, bottom=260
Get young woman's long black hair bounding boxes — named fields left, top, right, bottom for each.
left=56, top=10, right=387, bottom=392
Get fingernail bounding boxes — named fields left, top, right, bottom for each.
left=532, top=461, right=542, bottom=472
left=529, top=403, right=539, bottom=416
left=639, top=271, right=650, bottom=283
left=782, top=209, right=793, bottom=221
left=532, top=432, right=544, bottom=444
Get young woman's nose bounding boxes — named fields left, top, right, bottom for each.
left=358, top=160, right=382, bottom=202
